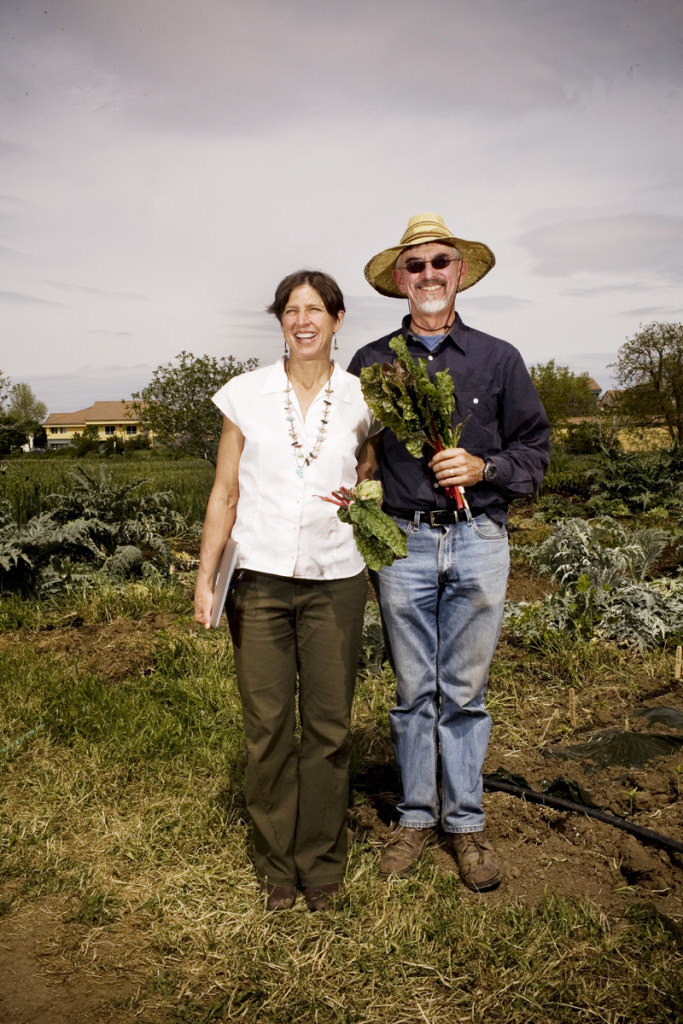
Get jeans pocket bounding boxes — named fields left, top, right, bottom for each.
left=471, top=514, right=507, bottom=540
left=392, top=515, right=417, bottom=536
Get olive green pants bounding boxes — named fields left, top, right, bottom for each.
left=227, top=570, right=367, bottom=888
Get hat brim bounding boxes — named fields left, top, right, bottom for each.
left=364, top=236, right=496, bottom=298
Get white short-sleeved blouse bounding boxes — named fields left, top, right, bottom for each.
left=212, top=357, right=378, bottom=580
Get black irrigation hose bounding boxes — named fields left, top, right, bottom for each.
left=483, top=777, right=683, bottom=856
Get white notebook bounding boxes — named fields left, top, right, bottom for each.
left=210, top=538, right=239, bottom=628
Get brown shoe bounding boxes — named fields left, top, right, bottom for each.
left=259, top=882, right=297, bottom=912
left=378, top=826, right=437, bottom=877
left=448, top=832, right=501, bottom=892
left=302, top=882, right=341, bottom=912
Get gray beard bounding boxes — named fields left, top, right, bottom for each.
left=415, top=295, right=449, bottom=315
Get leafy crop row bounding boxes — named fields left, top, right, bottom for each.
left=506, top=517, right=683, bottom=652
left=0, top=467, right=186, bottom=597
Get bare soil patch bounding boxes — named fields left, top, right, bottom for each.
left=353, top=722, right=683, bottom=920
left=0, top=899, right=144, bottom=1024
left=504, top=558, right=557, bottom=603
left=21, top=610, right=179, bottom=681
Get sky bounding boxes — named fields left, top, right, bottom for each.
left=1, top=0, right=682, bottom=414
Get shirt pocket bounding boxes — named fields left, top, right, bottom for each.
left=454, top=388, right=501, bottom=452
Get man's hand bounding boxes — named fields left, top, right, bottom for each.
left=429, top=447, right=485, bottom=489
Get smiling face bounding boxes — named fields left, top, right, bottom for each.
left=392, top=242, right=467, bottom=318
left=280, top=283, right=344, bottom=364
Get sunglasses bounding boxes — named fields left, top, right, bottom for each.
left=402, top=254, right=460, bottom=274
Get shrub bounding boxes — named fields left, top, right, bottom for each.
left=585, top=446, right=683, bottom=513
left=525, top=517, right=667, bottom=586
left=562, top=418, right=621, bottom=455
left=506, top=517, right=683, bottom=652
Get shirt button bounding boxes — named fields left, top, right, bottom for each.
left=428, top=355, right=433, bottom=361
left=473, top=397, right=479, bottom=404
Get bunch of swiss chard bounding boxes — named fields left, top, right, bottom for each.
left=319, top=480, right=407, bottom=571
left=359, top=334, right=468, bottom=507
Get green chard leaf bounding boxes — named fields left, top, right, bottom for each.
left=347, top=503, right=408, bottom=558
left=318, top=484, right=408, bottom=570
left=360, top=334, right=466, bottom=457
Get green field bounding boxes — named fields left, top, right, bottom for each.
left=1, top=451, right=682, bottom=1023
left=0, top=454, right=215, bottom=526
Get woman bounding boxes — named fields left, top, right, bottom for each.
left=194, top=270, right=377, bottom=912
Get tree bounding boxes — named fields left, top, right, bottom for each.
left=528, top=360, right=597, bottom=428
left=0, top=416, right=28, bottom=456
left=7, top=385, right=46, bottom=432
left=0, top=370, right=10, bottom=411
left=7, top=382, right=48, bottom=448
left=132, top=351, right=259, bottom=464
left=0, top=380, right=48, bottom=453
left=70, top=423, right=101, bottom=456
left=8, top=382, right=47, bottom=427
left=611, top=322, right=683, bottom=445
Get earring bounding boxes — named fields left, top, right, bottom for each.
left=333, top=333, right=339, bottom=351
left=284, top=337, right=288, bottom=355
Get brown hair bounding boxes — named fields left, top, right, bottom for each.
left=267, top=270, right=345, bottom=323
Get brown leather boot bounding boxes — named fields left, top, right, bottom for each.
left=302, top=882, right=341, bottom=912
left=259, top=882, right=297, bottom=911
left=448, top=832, right=501, bottom=892
left=378, top=826, right=437, bottom=877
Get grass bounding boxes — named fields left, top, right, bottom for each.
left=1, top=583, right=682, bottom=1023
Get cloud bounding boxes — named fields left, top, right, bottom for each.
left=518, top=213, right=683, bottom=284
left=0, top=141, right=28, bottom=159
left=0, top=245, right=28, bottom=258
left=22, top=364, right=156, bottom=413
left=220, top=309, right=270, bottom=319
left=563, top=284, right=636, bottom=297
left=0, top=192, right=37, bottom=209
left=562, top=353, right=618, bottom=389
left=87, top=329, right=134, bottom=337
left=4, top=0, right=682, bottom=138
left=466, top=296, right=535, bottom=312
left=0, top=290, right=65, bottom=307
left=619, top=306, right=683, bottom=319
left=0, top=0, right=680, bottom=397
left=46, top=281, right=147, bottom=300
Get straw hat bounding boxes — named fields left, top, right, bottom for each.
left=364, top=212, right=496, bottom=298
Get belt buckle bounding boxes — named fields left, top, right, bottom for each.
left=428, top=510, right=444, bottom=527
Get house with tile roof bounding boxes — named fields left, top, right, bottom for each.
left=588, top=378, right=602, bottom=400
left=43, top=401, right=146, bottom=450
left=597, top=389, right=622, bottom=410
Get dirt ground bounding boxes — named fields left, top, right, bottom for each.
left=0, top=899, right=145, bottom=1024
left=1, top=568, right=682, bottom=1023
left=354, top=558, right=683, bottom=920
left=354, top=697, right=683, bottom=921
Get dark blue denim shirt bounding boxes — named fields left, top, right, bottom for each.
left=347, top=313, right=550, bottom=524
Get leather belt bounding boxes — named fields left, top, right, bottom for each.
left=383, top=506, right=485, bottom=526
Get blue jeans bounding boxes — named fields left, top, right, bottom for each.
left=373, top=513, right=509, bottom=834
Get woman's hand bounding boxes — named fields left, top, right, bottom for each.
left=194, top=415, right=244, bottom=629
left=194, top=578, right=215, bottom=629
left=429, top=447, right=485, bottom=489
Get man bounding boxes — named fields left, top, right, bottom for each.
left=348, top=213, right=550, bottom=892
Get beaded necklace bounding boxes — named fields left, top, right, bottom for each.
left=284, top=362, right=334, bottom=478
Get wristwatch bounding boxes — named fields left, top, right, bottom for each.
left=483, top=459, right=498, bottom=482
